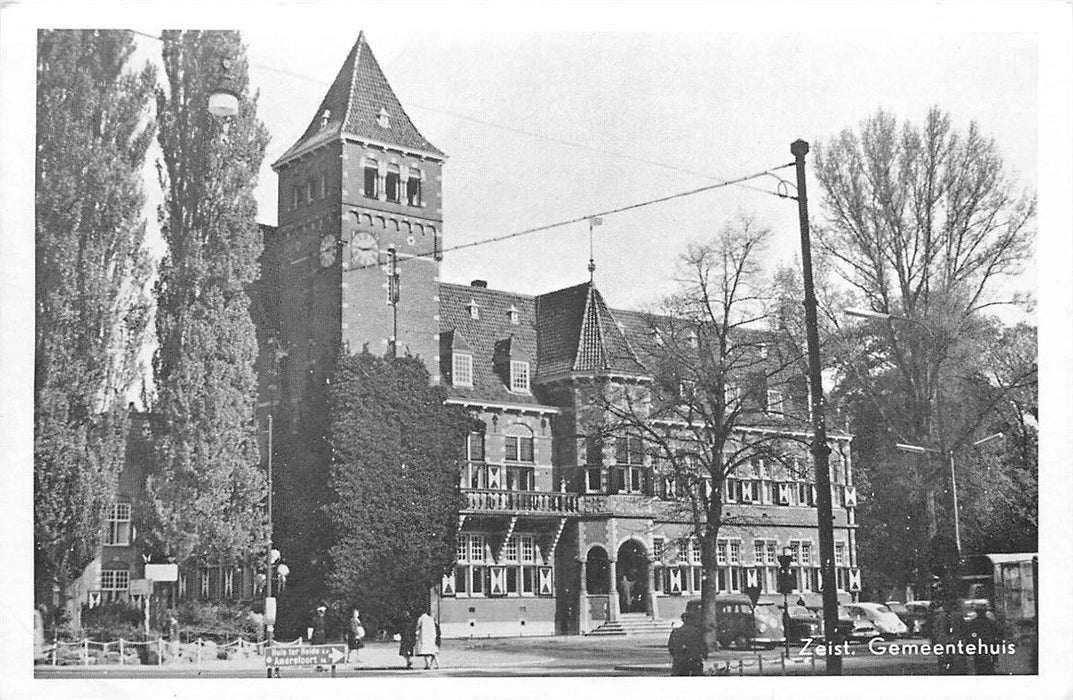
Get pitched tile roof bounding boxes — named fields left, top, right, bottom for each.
left=438, top=283, right=541, bottom=405
left=439, top=280, right=648, bottom=404
left=274, top=32, right=444, bottom=167
left=534, top=282, right=647, bottom=376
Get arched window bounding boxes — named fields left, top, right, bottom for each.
left=362, top=158, right=379, bottom=198
left=407, top=168, right=423, bottom=206
left=386, top=163, right=401, bottom=203
left=504, top=423, right=536, bottom=491
left=504, top=424, right=534, bottom=463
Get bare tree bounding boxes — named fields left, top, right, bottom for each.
left=814, top=107, right=1036, bottom=579
left=583, top=215, right=811, bottom=648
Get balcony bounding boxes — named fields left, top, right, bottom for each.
left=462, top=489, right=579, bottom=515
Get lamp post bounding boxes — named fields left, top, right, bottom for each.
left=845, top=306, right=956, bottom=579
left=895, top=432, right=1004, bottom=561
left=264, top=414, right=275, bottom=660
left=790, top=139, right=841, bottom=675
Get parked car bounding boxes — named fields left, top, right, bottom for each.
left=901, top=601, right=932, bottom=636
left=685, top=597, right=785, bottom=650
left=784, top=604, right=823, bottom=644
left=838, top=604, right=881, bottom=642
left=846, top=602, right=908, bottom=639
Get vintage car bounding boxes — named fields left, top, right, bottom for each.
left=890, top=600, right=932, bottom=636
left=846, top=602, right=908, bottom=639
left=837, top=604, right=881, bottom=642
left=685, top=597, right=785, bottom=650
left=784, top=604, right=823, bottom=644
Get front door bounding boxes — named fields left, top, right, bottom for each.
left=617, top=540, right=649, bottom=614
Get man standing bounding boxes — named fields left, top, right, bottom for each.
left=966, top=603, right=1001, bottom=675
left=667, top=607, right=708, bottom=676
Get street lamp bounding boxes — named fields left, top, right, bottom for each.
left=264, top=414, right=275, bottom=655
left=208, top=54, right=240, bottom=118
left=895, top=432, right=1004, bottom=560
left=844, top=308, right=937, bottom=339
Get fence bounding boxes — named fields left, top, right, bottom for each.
left=704, top=652, right=819, bottom=676
left=40, top=635, right=308, bottom=667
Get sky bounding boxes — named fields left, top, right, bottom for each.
left=125, top=9, right=1040, bottom=318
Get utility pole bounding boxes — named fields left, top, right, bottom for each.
left=791, top=139, right=840, bottom=675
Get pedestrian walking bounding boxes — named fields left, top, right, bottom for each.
left=415, top=610, right=439, bottom=669
left=310, top=604, right=327, bottom=644
left=667, top=608, right=707, bottom=676
left=966, top=603, right=1001, bottom=675
left=398, top=611, right=416, bottom=669
left=346, top=607, right=365, bottom=665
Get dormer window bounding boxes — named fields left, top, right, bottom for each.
left=650, top=328, right=664, bottom=347
left=377, top=107, right=391, bottom=129
left=766, top=389, right=784, bottom=414
left=510, top=360, right=530, bottom=393
left=452, top=353, right=473, bottom=387
left=724, top=383, right=740, bottom=407
left=466, top=299, right=480, bottom=320
left=684, top=328, right=698, bottom=348
left=507, top=305, right=520, bottom=325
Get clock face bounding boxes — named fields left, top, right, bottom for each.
left=352, top=231, right=379, bottom=267
left=319, top=234, right=336, bottom=267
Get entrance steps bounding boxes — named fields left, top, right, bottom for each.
left=586, top=613, right=676, bottom=636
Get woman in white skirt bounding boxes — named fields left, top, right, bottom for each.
left=414, top=611, right=439, bottom=669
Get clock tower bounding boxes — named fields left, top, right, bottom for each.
left=271, top=32, right=446, bottom=401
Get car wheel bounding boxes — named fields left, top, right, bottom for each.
left=733, top=635, right=750, bottom=650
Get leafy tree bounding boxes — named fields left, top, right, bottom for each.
left=34, top=29, right=155, bottom=622
left=591, top=215, right=810, bottom=647
left=325, top=351, right=471, bottom=634
left=143, top=30, right=270, bottom=566
left=814, top=107, right=1036, bottom=583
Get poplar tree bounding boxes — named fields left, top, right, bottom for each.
left=34, top=29, right=155, bottom=619
left=144, top=30, right=270, bottom=565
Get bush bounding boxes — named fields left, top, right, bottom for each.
left=80, top=602, right=143, bottom=642
left=175, top=600, right=261, bottom=643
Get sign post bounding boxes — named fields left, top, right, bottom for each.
left=265, top=644, right=346, bottom=677
left=130, top=578, right=153, bottom=639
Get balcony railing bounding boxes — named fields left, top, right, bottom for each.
left=463, top=489, right=579, bottom=515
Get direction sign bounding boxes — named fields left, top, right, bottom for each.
left=266, top=644, right=346, bottom=668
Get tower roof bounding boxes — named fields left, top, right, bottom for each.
left=273, top=32, right=444, bottom=167
left=534, top=281, right=647, bottom=377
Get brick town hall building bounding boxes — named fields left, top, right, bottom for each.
left=248, top=32, right=863, bottom=638
left=82, top=32, right=862, bottom=637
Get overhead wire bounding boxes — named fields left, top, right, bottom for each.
left=346, top=161, right=796, bottom=271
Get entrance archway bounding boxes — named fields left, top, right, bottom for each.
left=617, top=540, right=649, bottom=613
left=585, top=547, right=610, bottom=594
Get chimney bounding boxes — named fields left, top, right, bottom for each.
left=470, top=279, right=488, bottom=288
